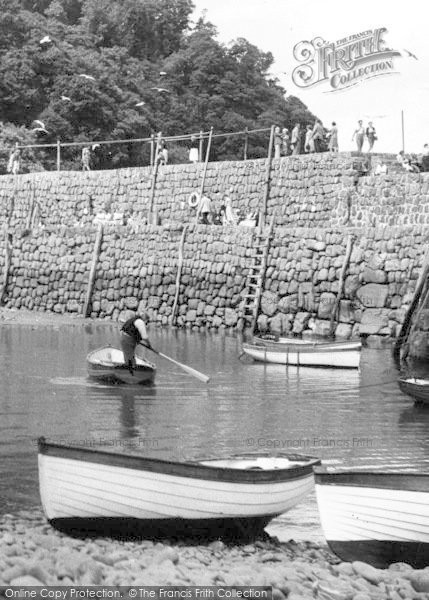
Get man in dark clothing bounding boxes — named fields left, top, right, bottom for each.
left=120, top=312, right=151, bottom=374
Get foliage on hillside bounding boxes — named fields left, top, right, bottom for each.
left=0, top=0, right=318, bottom=170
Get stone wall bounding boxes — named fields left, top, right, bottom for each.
left=0, top=223, right=426, bottom=340
left=0, top=153, right=367, bottom=231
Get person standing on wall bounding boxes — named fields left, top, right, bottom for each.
left=196, top=194, right=212, bottom=224
left=7, top=148, right=21, bottom=174
left=120, top=311, right=152, bottom=375
left=311, top=119, right=325, bottom=153
left=274, top=126, right=283, bottom=159
left=352, top=120, right=365, bottom=152
left=281, top=128, right=290, bottom=155
left=366, top=122, right=377, bottom=152
left=328, top=122, right=339, bottom=152
left=189, top=135, right=199, bottom=163
left=291, top=123, right=301, bottom=155
left=82, top=146, right=91, bottom=171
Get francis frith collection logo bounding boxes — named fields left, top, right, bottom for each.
left=292, top=28, right=401, bottom=92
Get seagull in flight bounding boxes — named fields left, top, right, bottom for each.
left=151, top=87, right=170, bottom=93
left=79, top=74, right=96, bottom=81
left=403, top=49, right=418, bottom=60
left=61, top=95, right=72, bottom=102
left=135, top=101, right=146, bottom=107
left=39, top=35, right=52, bottom=45
left=32, top=120, right=48, bottom=134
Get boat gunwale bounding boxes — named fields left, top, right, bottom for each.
left=87, top=346, right=156, bottom=373
left=243, top=342, right=361, bottom=355
left=38, top=438, right=320, bottom=484
left=314, top=467, right=429, bottom=493
left=254, top=336, right=362, bottom=350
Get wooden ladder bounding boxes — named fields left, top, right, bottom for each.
left=241, top=216, right=275, bottom=333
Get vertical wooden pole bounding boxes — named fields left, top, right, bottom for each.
left=328, top=234, right=355, bottom=338
left=148, top=134, right=161, bottom=223
left=199, top=130, right=204, bottom=162
left=244, top=127, right=249, bottom=161
left=56, top=139, right=61, bottom=171
left=195, top=127, right=213, bottom=224
left=150, top=134, right=155, bottom=166
left=261, top=125, right=275, bottom=227
left=0, top=230, right=12, bottom=305
left=401, top=110, right=405, bottom=153
left=83, top=223, right=103, bottom=317
left=171, top=224, right=189, bottom=324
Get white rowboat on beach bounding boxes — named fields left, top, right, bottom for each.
left=38, top=438, right=320, bottom=537
left=314, top=467, right=429, bottom=568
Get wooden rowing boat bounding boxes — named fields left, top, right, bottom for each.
left=398, top=377, right=429, bottom=404
left=314, top=467, right=429, bottom=568
left=242, top=340, right=361, bottom=368
left=255, top=335, right=361, bottom=349
left=87, top=346, right=156, bottom=385
left=38, top=438, right=320, bottom=538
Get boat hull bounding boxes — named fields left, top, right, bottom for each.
left=242, top=342, right=361, bottom=368
left=87, top=346, right=156, bottom=385
left=314, top=470, right=429, bottom=568
left=398, top=378, right=429, bottom=404
left=38, top=439, right=319, bottom=537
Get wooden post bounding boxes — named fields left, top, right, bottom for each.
left=171, top=224, right=189, bottom=324
left=150, top=134, right=155, bottom=166
left=328, top=234, right=355, bottom=338
left=0, top=230, right=12, bottom=305
left=261, top=125, right=275, bottom=227
left=83, top=223, right=103, bottom=317
left=243, top=127, right=249, bottom=161
left=401, top=110, right=405, bottom=154
left=25, top=187, right=36, bottom=230
left=148, top=134, right=161, bottom=222
left=195, top=127, right=213, bottom=224
left=56, top=139, right=61, bottom=171
left=199, top=130, right=204, bottom=162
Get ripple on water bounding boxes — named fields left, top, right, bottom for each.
left=0, top=326, right=427, bottom=538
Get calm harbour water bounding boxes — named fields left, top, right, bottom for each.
left=1, top=323, right=428, bottom=541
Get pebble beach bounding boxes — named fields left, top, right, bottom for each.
left=1, top=511, right=429, bottom=599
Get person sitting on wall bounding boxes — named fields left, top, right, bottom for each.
left=156, top=139, right=168, bottom=165
left=7, top=148, right=21, bottom=174
left=120, top=311, right=152, bottom=375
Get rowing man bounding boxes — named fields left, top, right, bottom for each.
left=119, top=311, right=152, bottom=374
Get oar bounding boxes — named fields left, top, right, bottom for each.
left=139, top=343, right=210, bottom=384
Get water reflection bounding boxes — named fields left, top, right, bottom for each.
left=0, top=324, right=428, bottom=523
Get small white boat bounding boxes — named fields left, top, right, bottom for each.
left=87, top=346, right=156, bottom=385
left=38, top=438, right=320, bottom=538
left=314, top=467, right=429, bottom=568
left=242, top=340, right=361, bottom=368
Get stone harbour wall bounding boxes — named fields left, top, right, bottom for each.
left=0, top=152, right=409, bottom=231
left=0, top=223, right=426, bottom=340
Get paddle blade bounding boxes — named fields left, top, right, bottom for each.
left=157, top=351, right=210, bottom=383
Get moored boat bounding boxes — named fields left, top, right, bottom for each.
left=38, top=438, right=320, bottom=538
left=398, top=377, right=429, bottom=404
left=87, top=346, right=156, bottom=385
left=242, top=340, right=361, bottom=368
left=314, top=467, right=429, bottom=568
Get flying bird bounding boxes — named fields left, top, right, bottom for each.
left=61, top=95, right=71, bottom=102
left=135, top=101, right=146, bottom=107
left=151, top=87, right=170, bottom=93
left=403, top=49, right=418, bottom=60
left=159, top=71, right=167, bottom=76
left=39, top=35, right=52, bottom=45
left=79, top=74, right=96, bottom=81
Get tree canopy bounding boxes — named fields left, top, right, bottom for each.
left=0, top=0, right=318, bottom=170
